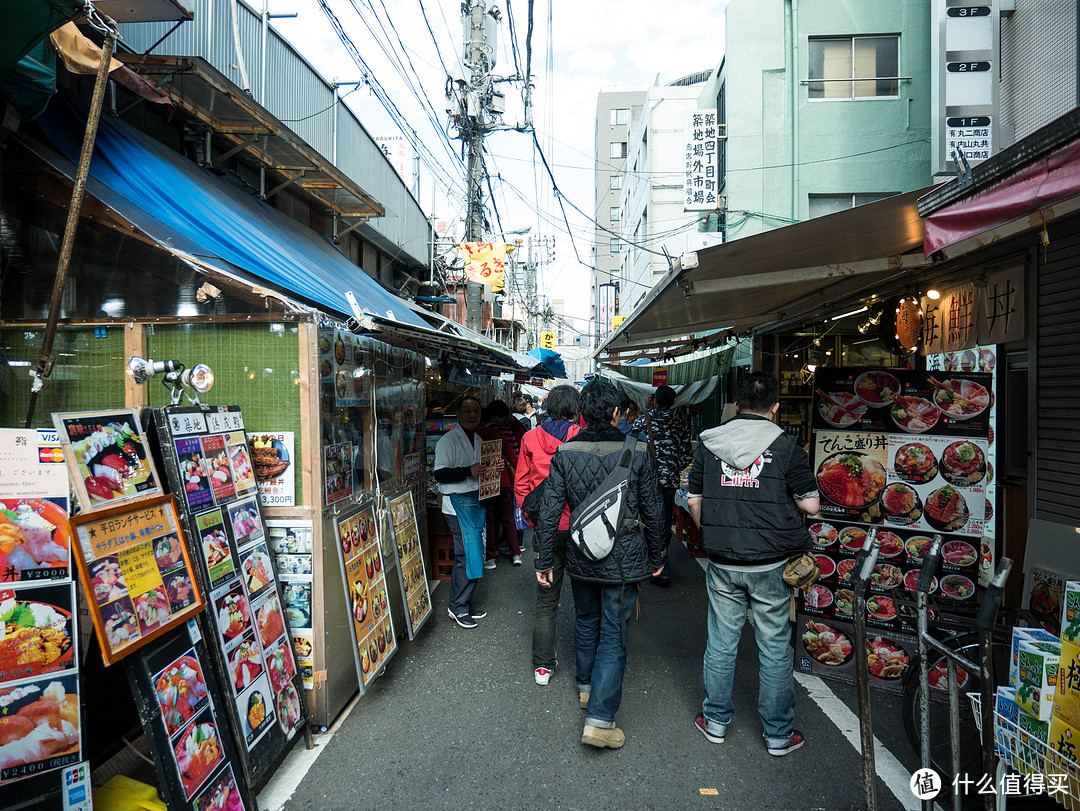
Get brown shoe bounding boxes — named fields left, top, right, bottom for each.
left=581, top=725, right=625, bottom=749
left=579, top=691, right=589, bottom=709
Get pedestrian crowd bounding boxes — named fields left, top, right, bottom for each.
left=432, top=373, right=818, bottom=754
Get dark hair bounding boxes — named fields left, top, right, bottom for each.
left=655, top=385, right=676, bottom=408
left=617, top=391, right=633, bottom=413
left=737, top=372, right=779, bottom=414
left=460, top=396, right=481, bottom=410
left=579, top=380, right=621, bottom=427
left=487, top=399, right=509, bottom=419
left=544, top=384, right=580, bottom=421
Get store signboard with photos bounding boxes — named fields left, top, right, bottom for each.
left=148, top=406, right=306, bottom=788
left=799, top=367, right=993, bottom=694
left=332, top=501, right=397, bottom=693
left=0, top=428, right=83, bottom=795
left=266, top=521, right=315, bottom=691
left=125, top=630, right=255, bottom=811
left=387, top=489, right=432, bottom=639
left=71, top=495, right=204, bottom=665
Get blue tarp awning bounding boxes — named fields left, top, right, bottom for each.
left=36, top=92, right=430, bottom=330
left=527, top=347, right=566, bottom=379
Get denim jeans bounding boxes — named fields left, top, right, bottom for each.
left=701, top=562, right=795, bottom=747
left=446, top=513, right=479, bottom=617
left=571, top=579, right=638, bottom=729
left=657, top=486, right=676, bottom=577
left=532, top=530, right=568, bottom=668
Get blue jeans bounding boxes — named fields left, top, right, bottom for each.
left=571, top=579, right=637, bottom=729
left=701, top=562, right=795, bottom=747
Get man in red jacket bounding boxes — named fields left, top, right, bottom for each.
left=515, top=385, right=580, bottom=686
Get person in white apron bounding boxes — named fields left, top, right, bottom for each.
left=434, top=396, right=492, bottom=628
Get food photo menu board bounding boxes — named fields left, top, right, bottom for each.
left=71, top=495, right=203, bottom=665
left=333, top=501, right=397, bottom=693
left=0, top=429, right=83, bottom=796
left=479, top=439, right=502, bottom=501
left=387, top=490, right=432, bottom=639
left=148, top=406, right=306, bottom=788
left=125, top=631, right=254, bottom=811
left=266, top=521, right=315, bottom=691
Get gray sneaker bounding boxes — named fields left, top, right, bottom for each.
left=484, top=559, right=497, bottom=570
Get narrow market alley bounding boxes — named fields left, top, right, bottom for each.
left=260, top=543, right=918, bottom=811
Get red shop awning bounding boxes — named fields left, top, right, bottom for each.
left=923, top=136, right=1080, bottom=255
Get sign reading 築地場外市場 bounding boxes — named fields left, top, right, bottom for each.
left=683, top=109, right=721, bottom=212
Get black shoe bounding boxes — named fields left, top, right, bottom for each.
left=447, top=609, right=477, bottom=629
left=470, top=609, right=488, bottom=620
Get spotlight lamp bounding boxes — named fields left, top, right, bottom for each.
left=926, top=288, right=942, bottom=300
left=128, top=356, right=215, bottom=406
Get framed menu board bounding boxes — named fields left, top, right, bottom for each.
left=53, top=409, right=162, bottom=513
left=332, top=501, right=397, bottom=693
left=71, top=494, right=203, bottom=665
left=147, top=406, right=307, bottom=789
left=479, top=439, right=502, bottom=501
left=386, top=489, right=431, bottom=639
left=125, top=630, right=255, bottom=811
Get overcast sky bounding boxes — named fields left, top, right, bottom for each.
left=272, top=0, right=727, bottom=336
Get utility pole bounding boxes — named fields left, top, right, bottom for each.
left=449, top=0, right=532, bottom=334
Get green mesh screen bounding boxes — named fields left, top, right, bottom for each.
left=1, top=326, right=127, bottom=429
left=147, top=322, right=304, bottom=504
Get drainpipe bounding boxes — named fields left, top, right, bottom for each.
left=790, top=0, right=800, bottom=222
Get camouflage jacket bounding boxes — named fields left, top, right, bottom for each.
left=633, top=408, right=693, bottom=489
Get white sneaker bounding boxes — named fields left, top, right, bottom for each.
left=484, top=559, right=497, bottom=570
left=512, top=554, right=523, bottom=566
left=534, top=667, right=553, bottom=686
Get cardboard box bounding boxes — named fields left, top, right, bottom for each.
left=1047, top=714, right=1080, bottom=811
left=1017, top=640, right=1062, bottom=722
left=1055, top=638, right=1080, bottom=729
left=995, top=686, right=1020, bottom=766
left=1016, top=709, right=1050, bottom=776
left=1011, top=626, right=1059, bottom=687
left=1063, top=580, right=1080, bottom=645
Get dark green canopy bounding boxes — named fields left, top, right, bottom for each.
left=0, top=0, right=83, bottom=70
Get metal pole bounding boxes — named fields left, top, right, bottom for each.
left=976, top=558, right=1012, bottom=811
left=917, top=535, right=944, bottom=811
left=948, top=656, right=962, bottom=811
left=852, top=527, right=880, bottom=811
left=26, top=28, right=116, bottom=428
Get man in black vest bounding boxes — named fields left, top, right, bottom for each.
left=686, top=372, right=819, bottom=757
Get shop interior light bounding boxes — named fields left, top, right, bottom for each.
left=830, top=306, right=868, bottom=321
left=926, top=288, right=941, bottom=300
left=128, top=357, right=182, bottom=385
left=183, top=364, right=215, bottom=394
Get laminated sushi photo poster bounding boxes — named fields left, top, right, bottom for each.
left=54, top=410, right=162, bottom=513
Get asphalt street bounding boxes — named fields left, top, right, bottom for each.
left=268, top=541, right=922, bottom=811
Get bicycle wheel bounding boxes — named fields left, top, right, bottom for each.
left=902, top=630, right=1013, bottom=806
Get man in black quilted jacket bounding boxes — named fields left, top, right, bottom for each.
left=686, top=372, right=819, bottom=757
left=536, top=380, right=665, bottom=750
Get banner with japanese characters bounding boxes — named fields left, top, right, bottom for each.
left=920, top=266, right=1025, bottom=355
left=460, top=242, right=506, bottom=292
left=683, top=109, right=721, bottom=211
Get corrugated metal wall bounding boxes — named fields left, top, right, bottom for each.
left=118, top=0, right=430, bottom=268
left=1000, top=0, right=1079, bottom=143
left=1034, top=213, right=1080, bottom=525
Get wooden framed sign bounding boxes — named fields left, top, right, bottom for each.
left=71, top=494, right=204, bottom=665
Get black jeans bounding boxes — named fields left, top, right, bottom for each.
left=532, top=529, right=568, bottom=668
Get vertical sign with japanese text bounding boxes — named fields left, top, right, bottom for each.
left=683, top=109, right=720, bottom=211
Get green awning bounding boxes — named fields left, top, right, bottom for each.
left=602, top=347, right=732, bottom=386
left=0, top=0, right=83, bottom=70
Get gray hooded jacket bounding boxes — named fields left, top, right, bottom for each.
left=687, top=414, right=817, bottom=563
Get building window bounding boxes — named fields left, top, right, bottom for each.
left=610, top=238, right=621, bottom=253
left=808, top=36, right=900, bottom=99
left=610, top=206, right=620, bottom=223
left=609, top=174, right=622, bottom=190
left=610, top=108, right=629, bottom=126
left=808, top=192, right=898, bottom=219
left=610, top=141, right=627, bottom=159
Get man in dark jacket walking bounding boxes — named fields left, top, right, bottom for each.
left=686, top=372, right=819, bottom=757
left=537, top=381, right=665, bottom=749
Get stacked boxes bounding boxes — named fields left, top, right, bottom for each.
left=1048, top=581, right=1080, bottom=811
left=1016, top=640, right=1063, bottom=721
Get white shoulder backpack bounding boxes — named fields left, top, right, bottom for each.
left=561, top=434, right=640, bottom=561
